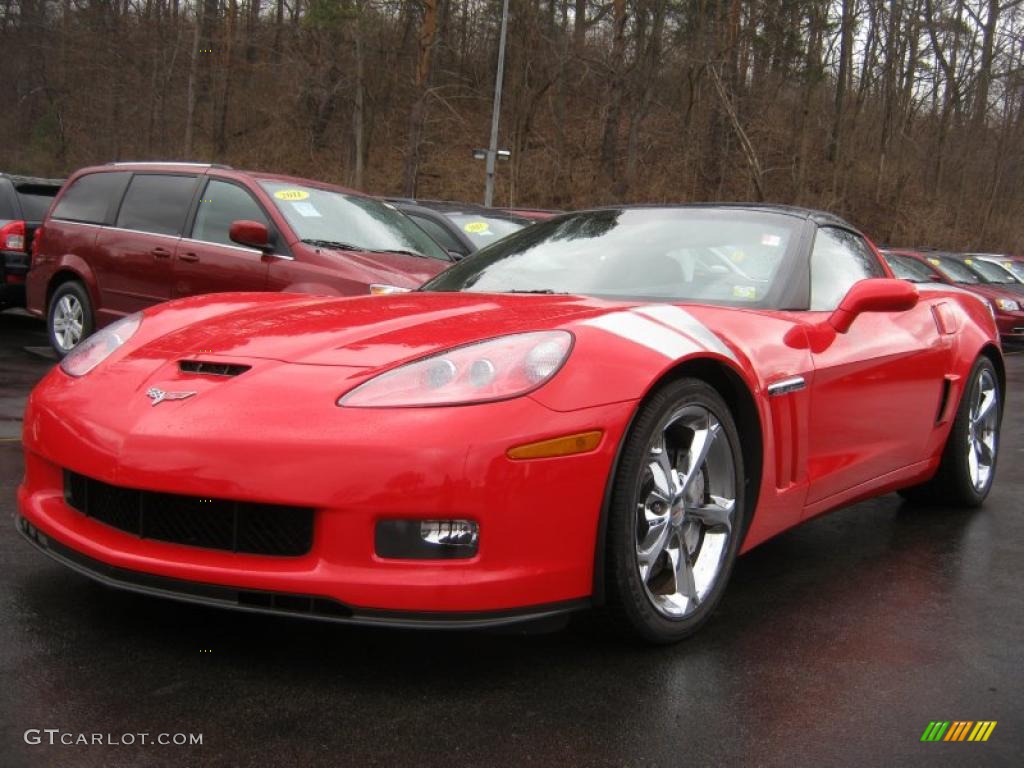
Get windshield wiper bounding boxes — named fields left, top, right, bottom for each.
left=364, top=248, right=430, bottom=259
left=506, top=288, right=567, bottom=294
left=301, top=239, right=361, bottom=251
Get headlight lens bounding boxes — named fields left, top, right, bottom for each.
left=369, top=284, right=412, bottom=295
left=59, top=313, right=142, bottom=377
left=339, top=331, right=573, bottom=407
left=994, top=298, right=1020, bottom=312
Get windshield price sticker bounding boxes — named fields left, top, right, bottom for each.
left=274, top=189, right=310, bottom=201
left=464, top=221, right=489, bottom=234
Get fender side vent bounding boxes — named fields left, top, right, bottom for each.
left=936, top=378, right=952, bottom=425
left=179, top=360, right=251, bottom=377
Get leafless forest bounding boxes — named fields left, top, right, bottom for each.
left=1, top=0, right=1022, bottom=249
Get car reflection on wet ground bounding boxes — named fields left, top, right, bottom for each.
left=1, top=309, right=1020, bottom=767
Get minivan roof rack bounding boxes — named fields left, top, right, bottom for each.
left=104, top=161, right=233, bottom=169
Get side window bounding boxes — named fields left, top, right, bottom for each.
left=116, top=174, right=197, bottom=236
left=810, top=227, right=885, bottom=310
left=51, top=172, right=130, bottom=225
left=410, top=214, right=462, bottom=254
left=191, top=179, right=270, bottom=247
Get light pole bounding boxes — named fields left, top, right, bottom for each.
left=484, top=0, right=511, bottom=207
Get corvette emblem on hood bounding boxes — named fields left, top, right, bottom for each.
left=146, top=387, right=198, bottom=406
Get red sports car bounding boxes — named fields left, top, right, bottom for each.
left=17, top=205, right=1004, bottom=643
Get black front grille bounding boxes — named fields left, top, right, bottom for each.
left=64, top=471, right=313, bottom=556
left=178, top=360, right=251, bottom=376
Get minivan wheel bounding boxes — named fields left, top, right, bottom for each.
left=48, top=281, right=94, bottom=357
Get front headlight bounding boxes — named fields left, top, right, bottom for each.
left=338, top=331, right=573, bottom=407
left=59, top=313, right=142, bottom=377
left=994, top=298, right=1020, bottom=312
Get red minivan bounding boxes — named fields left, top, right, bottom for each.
left=27, top=162, right=453, bottom=355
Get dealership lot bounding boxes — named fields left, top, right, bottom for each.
left=1, top=309, right=1021, bottom=766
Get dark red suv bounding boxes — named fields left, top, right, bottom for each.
left=27, top=162, right=453, bottom=355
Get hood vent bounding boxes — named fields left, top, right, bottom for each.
left=179, top=360, right=251, bottom=377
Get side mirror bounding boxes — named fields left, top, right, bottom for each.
left=829, top=278, right=919, bottom=333
left=447, top=249, right=467, bottom=261
left=229, top=220, right=272, bottom=250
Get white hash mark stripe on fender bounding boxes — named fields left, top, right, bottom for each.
left=632, top=305, right=738, bottom=362
left=582, top=312, right=700, bottom=359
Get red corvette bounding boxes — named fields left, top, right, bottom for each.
left=17, top=205, right=1004, bottom=643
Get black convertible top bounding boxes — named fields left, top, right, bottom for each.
left=587, top=202, right=855, bottom=231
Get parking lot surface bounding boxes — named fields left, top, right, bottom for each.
left=1, top=310, right=1021, bottom=767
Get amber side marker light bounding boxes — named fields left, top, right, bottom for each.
left=507, top=430, right=603, bottom=460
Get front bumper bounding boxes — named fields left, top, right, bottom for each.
left=17, top=516, right=587, bottom=629
left=18, top=362, right=632, bottom=619
left=994, top=312, right=1024, bottom=345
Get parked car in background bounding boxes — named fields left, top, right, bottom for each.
left=28, top=163, right=454, bottom=356
left=0, top=173, right=64, bottom=309
left=386, top=198, right=531, bottom=259
left=498, top=207, right=562, bottom=221
left=954, top=254, right=1024, bottom=294
left=883, top=249, right=1024, bottom=345
left=962, top=253, right=1024, bottom=284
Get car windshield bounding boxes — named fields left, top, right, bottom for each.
left=260, top=181, right=450, bottom=260
left=965, top=258, right=1019, bottom=284
left=443, top=212, right=529, bottom=248
left=928, top=255, right=982, bottom=284
left=885, top=254, right=937, bottom=282
left=996, top=260, right=1024, bottom=281
left=423, top=208, right=800, bottom=306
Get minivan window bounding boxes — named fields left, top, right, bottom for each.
left=51, top=172, right=130, bottom=225
left=192, top=179, right=270, bottom=247
left=116, top=174, right=197, bottom=236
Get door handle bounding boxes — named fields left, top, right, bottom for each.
left=178, top=252, right=200, bottom=263
left=152, top=247, right=172, bottom=259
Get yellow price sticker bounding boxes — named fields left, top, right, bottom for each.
left=274, top=189, right=310, bottom=201
left=964, top=258, right=974, bottom=265
left=464, top=221, right=489, bottom=234
left=928, top=258, right=941, bottom=265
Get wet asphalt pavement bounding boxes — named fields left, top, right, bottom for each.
left=0, top=308, right=1021, bottom=767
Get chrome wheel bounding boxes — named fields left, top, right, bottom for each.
left=52, top=294, right=85, bottom=352
left=967, top=368, right=998, bottom=492
left=634, top=405, right=737, bottom=619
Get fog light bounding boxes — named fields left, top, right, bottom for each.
left=375, top=519, right=479, bottom=559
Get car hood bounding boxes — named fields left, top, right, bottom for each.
left=310, top=246, right=450, bottom=287
left=132, top=292, right=633, bottom=369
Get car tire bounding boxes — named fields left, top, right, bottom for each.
left=48, top=281, right=94, bottom=358
left=602, top=378, right=746, bottom=644
left=899, top=355, right=1002, bottom=508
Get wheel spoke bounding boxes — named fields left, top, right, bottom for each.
left=648, top=460, right=673, bottom=499
left=967, top=440, right=979, bottom=482
left=975, top=389, right=996, bottom=423
left=636, top=513, right=671, bottom=581
left=669, top=545, right=699, bottom=606
left=977, top=435, right=995, bottom=466
left=688, top=496, right=734, bottom=533
left=680, top=418, right=719, bottom=493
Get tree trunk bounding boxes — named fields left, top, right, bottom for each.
left=598, top=0, right=627, bottom=195
left=402, top=0, right=444, bottom=197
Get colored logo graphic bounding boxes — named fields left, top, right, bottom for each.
left=921, top=721, right=997, bottom=742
